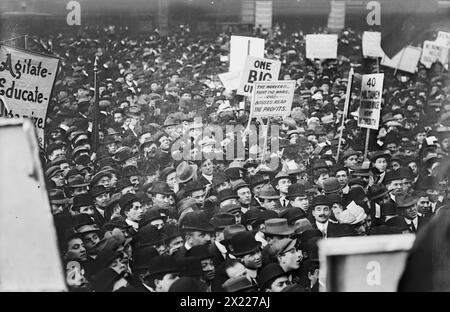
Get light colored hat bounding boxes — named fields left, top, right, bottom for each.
left=336, top=202, right=367, bottom=225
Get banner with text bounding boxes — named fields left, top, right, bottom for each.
left=362, top=31, right=384, bottom=58
left=229, top=36, right=265, bottom=74
left=305, top=34, right=338, bottom=60
left=250, top=80, right=295, bottom=118
left=237, top=56, right=281, bottom=97
left=358, top=73, right=384, bottom=130
left=0, top=45, right=59, bottom=147
left=420, top=40, right=447, bottom=68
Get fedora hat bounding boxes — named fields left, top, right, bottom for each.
left=90, top=185, right=108, bottom=198
left=272, top=171, right=295, bottom=185
left=136, top=224, right=165, bottom=247
left=342, top=148, right=359, bottom=160
left=176, top=161, right=198, bottom=183
left=395, top=193, right=418, bottom=208
left=250, top=174, right=268, bottom=188
left=66, top=174, right=89, bottom=188
left=293, top=218, right=313, bottom=235
left=286, top=183, right=306, bottom=199
left=113, top=146, right=137, bottom=164
left=180, top=211, right=214, bottom=233
left=311, top=195, right=331, bottom=208
left=161, top=223, right=183, bottom=243
left=322, top=177, right=344, bottom=194
left=147, top=255, right=180, bottom=277
left=368, top=183, right=390, bottom=201
left=241, top=207, right=265, bottom=226
left=72, top=214, right=100, bottom=234
left=262, top=218, right=294, bottom=236
left=211, top=213, right=236, bottom=230
left=258, top=184, right=280, bottom=200
left=185, top=180, right=205, bottom=195
left=220, top=224, right=246, bottom=247
left=72, top=193, right=94, bottom=208
left=223, top=276, right=256, bottom=292
left=228, top=231, right=261, bottom=257
left=217, top=188, right=239, bottom=203
left=257, top=263, right=287, bottom=290
left=232, top=179, right=250, bottom=192
left=383, top=170, right=402, bottom=184
left=224, top=160, right=245, bottom=176
left=280, top=208, right=306, bottom=225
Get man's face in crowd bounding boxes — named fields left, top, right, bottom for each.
left=166, top=172, right=178, bottom=190
left=129, top=176, right=140, bottom=190
left=442, top=138, right=450, bottom=151
left=159, top=136, right=171, bottom=151
left=402, top=179, right=413, bottom=194
left=94, top=193, right=110, bottom=208
left=386, top=143, right=398, bottom=154
left=252, top=183, right=265, bottom=198
left=237, top=187, right=252, bottom=206
left=124, top=156, right=138, bottom=168
left=107, top=142, right=118, bottom=154
left=190, top=189, right=205, bottom=205
left=125, top=201, right=144, bottom=222
left=155, top=273, right=179, bottom=292
left=387, top=179, right=403, bottom=195
left=402, top=204, right=418, bottom=220
left=416, top=132, right=426, bottom=144
left=315, top=173, right=329, bottom=188
left=188, top=231, right=211, bottom=247
left=374, top=157, right=387, bottom=173
left=241, top=250, right=262, bottom=270
left=66, top=238, right=87, bottom=262
left=201, top=159, right=214, bottom=176
left=167, top=236, right=184, bottom=255
left=291, top=196, right=309, bottom=212
left=426, top=188, right=439, bottom=203
left=79, top=205, right=94, bottom=216
left=225, top=262, right=247, bottom=279
left=335, top=170, right=348, bottom=186
left=51, top=203, right=66, bottom=215
left=417, top=196, right=430, bottom=214
left=125, top=73, right=134, bottom=82
left=262, top=198, right=278, bottom=210
left=82, top=231, right=101, bottom=255
left=344, top=155, right=358, bottom=168
left=97, top=176, right=111, bottom=189
left=51, top=171, right=65, bottom=187
left=276, top=178, right=292, bottom=195
left=391, top=161, right=401, bottom=171
left=278, top=246, right=303, bottom=271
left=312, top=205, right=331, bottom=223
left=267, top=276, right=291, bottom=292
left=201, top=258, right=215, bottom=281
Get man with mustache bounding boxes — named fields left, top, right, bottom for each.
left=396, top=193, right=429, bottom=233
left=310, top=195, right=340, bottom=238
left=383, top=171, right=404, bottom=204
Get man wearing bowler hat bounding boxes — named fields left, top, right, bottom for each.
left=209, top=213, right=236, bottom=266
left=383, top=170, right=404, bottom=203
left=396, top=193, right=429, bottom=233
left=144, top=255, right=180, bottom=292
left=310, top=195, right=340, bottom=238
left=258, top=184, right=281, bottom=213
left=286, top=183, right=309, bottom=214
left=249, top=174, right=268, bottom=207
left=148, top=181, right=176, bottom=216
left=228, top=231, right=263, bottom=284
left=257, top=263, right=292, bottom=292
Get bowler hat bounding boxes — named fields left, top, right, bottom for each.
left=102, top=217, right=131, bottom=232
left=119, top=193, right=140, bottom=210
left=249, top=174, right=267, bottom=188
left=322, top=177, right=344, bottom=194
left=370, top=151, right=391, bottom=163
left=161, top=223, right=183, bottom=243
left=180, top=211, right=214, bottom=232
left=116, top=178, right=133, bottom=191
left=147, top=255, right=180, bottom=277
left=385, top=216, right=409, bottom=231
left=327, top=194, right=343, bottom=205
left=211, top=213, right=236, bottom=230
left=113, top=146, right=137, bottom=164
left=223, top=276, right=256, bottom=292
left=66, top=175, right=89, bottom=188
left=48, top=189, right=71, bottom=205
left=224, top=161, right=245, bottom=177
left=186, top=245, right=213, bottom=261
left=395, top=193, right=418, bottom=208
left=383, top=170, right=402, bottom=184
left=185, top=180, right=205, bottom=195
left=217, top=188, right=239, bottom=203
left=176, top=161, right=198, bottom=183
left=72, top=193, right=94, bottom=208
left=280, top=208, right=306, bottom=225
left=286, top=183, right=307, bottom=199
left=133, top=246, right=159, bottom=272
left=380, top=202, right=398, bottom=217
left=168, top=277, right=207, bottom=292
left=212, top=173, right=229, bottom=188
left=137, top=224, right=165, bottom=247
left=72, top=214, right=100, bottom=234
left=225, top=167, right=243, bottom=180
left=219, top=203, right=241, bottom=215
left=258, top=184, right=280, bottom=200
left=220, top=224, right=247, bottom=247
left=232, top=179, right=251, bottom=192
left=293, top=218, right=313, bottom=235
left=90, top=185, right=108, bottom=198
left=257, top=263, right=287, bottom=290
left=90, top=170, right=112, bottom=187
left=228, top=231, right=261, bottom=257
left=263, top=218, right=295, bottom=236
left=149, top=182, right=174, bottom=196
left=140, top=209, right=166, bottom=227
left=368, top=183, right=390, bottom=201
left=311, top=195, right=331, bottom=208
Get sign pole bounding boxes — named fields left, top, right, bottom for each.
left=364, top=128, right=370, bottom=160
left=92, top=56, right=100, bottom=154
left=336, top=67, right=354, bottom=161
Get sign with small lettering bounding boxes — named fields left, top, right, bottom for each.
left=250, top=80, right=295, bottom=118
left=0, top=45, right=60, bottom=147
left=358, top=73, right=384, bottom=130
left=435, top=31, right=450, bottom=49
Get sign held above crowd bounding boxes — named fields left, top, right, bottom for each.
left=0, top=45, right=60, bottom=147
left=229, top=35, right=265, bottom=74
left=305, top=34, right=338, bottom=60
left=250, top=80, right=295, bottom=118
left=237, top=56, right=281, bottom=97
left=362, top=31, right=384, bottom=58
left=358, top=73, right=384, bottom=130
left=380, top=46, right=422, bottom=74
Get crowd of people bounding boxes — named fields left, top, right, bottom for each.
left=27, top=22, right=450, bottom=292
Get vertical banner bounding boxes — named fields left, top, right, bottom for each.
left=358, top=73, right=384, bottom=130
left=327, top=0, right=346, bottom=32
left=0, top=45, right=59, bottom=148
left=237, top=56, right=281, bottom=96
left=255, top=1, right=272, bottom=31
left=229, top=36, right=265, bottom=74
left=362, top=31, right=384, bottom=58
left=250, top=80, right=296, bottom=118
left=305, top=34, right=338, bottom=60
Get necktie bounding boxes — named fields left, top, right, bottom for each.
left=410, top=221, right=416, bottom=233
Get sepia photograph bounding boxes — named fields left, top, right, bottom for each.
left=0, top=0, right=450, bottom=295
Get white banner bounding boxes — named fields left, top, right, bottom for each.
left=362, top=31, right=384, bottom=58
left=305, top=34, right=338, bottom=59
left=435, top=31, right=450, bottom=49
left=229, top=36, right=265, bottom=74
left=250, top=80, right=296, bottom=118
left=237, top=56, right=281, bottom=97
left=420, top=40, right=445, bottom=68
left=358, top=73, right=384, bottom=130
left=380, top=46, right=422, bottom=73
left=218, top=71, right=241, bottom=91
left=0, top=45, right=59, bottom=147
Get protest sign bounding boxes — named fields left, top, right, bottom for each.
left=237, top=56, right=281, bottom=96
left=435, top=31, right=450, bottom=49
left=421, top=40, right=443, bottom=68
left=0, top=45, right=59, bottom=147
left=0, top=119, right=66, bottom=291
left=250, top=80, right=295, bottom=118
left=218, top=71, right=241, bottom=91
left=358, top=73, right=384, bottom=130
left=229, top=36, right=264, bottom=74
left=380, top=46, right=422, bottom=73
left=305, top=34, right=338, bottom=59
left=318, top=234, right=415, bottom=292
left=362, top=31, right=384, bottom=58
